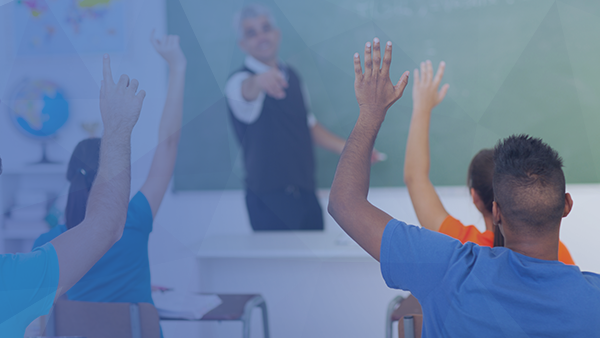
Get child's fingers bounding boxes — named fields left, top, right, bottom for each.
left=372, top=38, right=381, bottom=73
left=438, top=83, right=450, bottom=103
left=381, top=41, right=392, bottom=75
left=128, top=78, right=140, bottom=93
left=433, top=61, right=446, bottom=85
left=426, top=60, right=433, bottom=83
left=117, top=74, right=130, bottom=88
left=364, top=41, right=373, bottom=77
left=102, top=54, right=114, bottom=85
left=136, top=89, right=147, bottom=104
left=395, top=71, right=410, bottom=96
left=354, top=53, right=363, bottom=79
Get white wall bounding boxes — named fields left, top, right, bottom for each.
left=0, top=0, right=168, bottom=179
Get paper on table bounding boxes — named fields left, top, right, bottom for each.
left=152, top=290, right=222, bottom=320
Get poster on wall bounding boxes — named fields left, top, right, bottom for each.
left=13, top=0, right=126, bottom=55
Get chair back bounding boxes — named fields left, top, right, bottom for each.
left=47, top=300, right=160, bottom=338
left=398, top=314, right=423, bottom=338
left=392, top=295, right=423, bottom=338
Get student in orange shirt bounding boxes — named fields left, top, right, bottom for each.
left=403, top=61, right=574, bottom=265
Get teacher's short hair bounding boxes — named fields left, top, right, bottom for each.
left=233, top=3, right=278, bottom=41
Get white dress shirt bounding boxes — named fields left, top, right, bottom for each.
left=225, top=55, right=317, bottom=127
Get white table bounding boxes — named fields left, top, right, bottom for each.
left=196, top=231, right=406, bottom=338
left=197, top=231, right=371, bottom=260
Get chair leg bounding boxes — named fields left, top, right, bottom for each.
left=386, top=295, right=404, bottom=338
left=243, top=317, right=251, bottom=338
left=259, top=300, right=270, bottom=338
left=129, top=303, right=142, bottom=338
left=403, top=316, right=415, bottom=338
left=240, top=295, right=270, bottom=338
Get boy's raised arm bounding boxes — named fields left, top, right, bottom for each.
left=328, top=38, right=409, bottom=261
left=51, top=55, right=145, bottom=299
left=404, top=61, right=450, bottom=232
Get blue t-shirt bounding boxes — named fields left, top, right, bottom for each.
left=380, top=219, right=600, bottom=337
left=33, top=192, right=153, bottom=304
left=0, top=243, right=59, bottom=337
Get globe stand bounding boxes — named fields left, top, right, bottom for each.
left=34, top=141, right=60, bottom=164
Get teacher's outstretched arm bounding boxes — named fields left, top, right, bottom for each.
left=328, top=38, right=409, bottom=261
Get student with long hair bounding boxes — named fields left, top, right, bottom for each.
left=1, top=55, right=146, bottom=336
left=33, top=32, right=186, bottom=310
left=403, top=61, right=574, bottom=264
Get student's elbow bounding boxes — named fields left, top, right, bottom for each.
left=403, top=168, right=425, bottom=188
left=162, top=132, right=181, bottom=149
left=403, top=171, right=416, bottom=187
left=327, top=192, right=344, bottom=222
left=116, top=218, right=127, bottom=239
left=109, top=215, right=127, bottom=244
left=328, top=193, right=360, bottom=226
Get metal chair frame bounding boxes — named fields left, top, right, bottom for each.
left=160, top=294, right=270, bottom=338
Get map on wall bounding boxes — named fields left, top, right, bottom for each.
left=13, top=0, right=125, bottom=55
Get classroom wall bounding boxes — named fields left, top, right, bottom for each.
left=0, top=0, right=168, bottom=184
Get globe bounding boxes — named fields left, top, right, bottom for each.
left=8, top=80, right=70, bottom=163
left=9, top=80, right=70, bottom=139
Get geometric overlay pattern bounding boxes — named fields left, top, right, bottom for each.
left=171, top=0, right=600, bottom=190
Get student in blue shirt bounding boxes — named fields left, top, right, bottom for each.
left=0, top=55, right=146, bottom=337
left=33, top=32, right=186, bottom=310
left=328, top=38, right=600, bottom=337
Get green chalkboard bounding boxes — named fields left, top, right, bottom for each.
left=170, top=0, right=600, bottom=191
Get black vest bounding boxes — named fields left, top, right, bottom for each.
left=228, top=65, right=316, bottom=193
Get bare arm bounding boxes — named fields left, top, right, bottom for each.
left=242, top=67, right=288, bottom=101
left=403, top=61, right=450, bottom=232
left=312, top=121, right=386, bottom=163
left=328, top=38, right=409, bottom=261
left=51, top=55, right=145, bottom=300
left=140, top=32, right=187, bottom=217
left=311, top=122, right=346, bottom=154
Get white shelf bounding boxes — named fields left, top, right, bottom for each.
left=1, top=164, right=67, bottom=175
left=3, top=221, right=50, bottom=240
left=3, top=228, right=48, bottom=240
left=1, top=168, right=64, bottom=253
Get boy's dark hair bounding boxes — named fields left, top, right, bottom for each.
left=493, top=135, right=565, bottom=234
left=467, top=149, right=504, bottom=246
left=66, top=138, right=101, bottom=230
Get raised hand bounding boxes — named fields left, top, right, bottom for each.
left=412, top=60, right=449, bottom=112
left=255, top=66, right=288, bottom=100
left=99, top=54, right=146, bottom=135
left=150, top=30, right=187, bottom=71
left=354, top=38, right=410, bottom=121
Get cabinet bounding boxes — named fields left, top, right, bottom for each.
left=0, top=164, right=68, bottom=253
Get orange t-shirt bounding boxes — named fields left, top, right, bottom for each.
left=438, top=215, right=575, bottom=265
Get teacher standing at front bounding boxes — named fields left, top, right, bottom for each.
left=225, top=4, right=381, bottom=231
